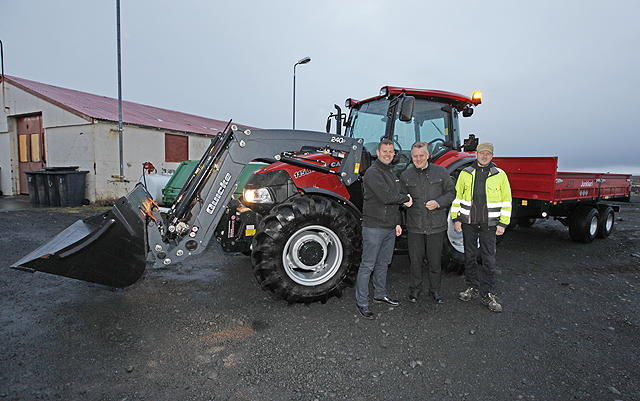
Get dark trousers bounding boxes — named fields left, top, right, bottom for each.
left=462, top=223, right=497, bottom=296
left=408, top=231, right=445, bottom=294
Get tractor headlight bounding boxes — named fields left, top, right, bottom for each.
left=243, top=187, right=274, bottom=204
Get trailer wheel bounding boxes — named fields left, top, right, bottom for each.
left=569, top=206, right=600, bottom=243
left=251, top=195, right=361, bottom=304
left=596, top=205, right=614, bottom=238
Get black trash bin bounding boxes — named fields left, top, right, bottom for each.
left=43, top=167, right=88, bottom=207
left=57, top=170, right=89, bottom=207
left=24, top=171, right=40, bottom=203
left=34, top=171, right=50, bottom=205
left=45, top=173, right=61, bottom=206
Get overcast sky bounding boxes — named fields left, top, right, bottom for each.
left=2, top=0, right=639, bottom=174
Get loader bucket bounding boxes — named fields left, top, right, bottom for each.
left=11, top=184, right=154, bottom=288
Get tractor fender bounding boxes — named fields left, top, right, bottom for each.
left=443, top=156, right=476, bottom=174
left=297, top=186, right=362, bottom=221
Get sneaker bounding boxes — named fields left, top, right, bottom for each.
left=458, top=287, right=479, bottom=302
left=482, top=293, right=502, bottom=313
left=356, top=305, right=375, bottom=319
left=408, top=291, right=419, bottom=303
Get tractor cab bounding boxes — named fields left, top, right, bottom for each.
left=343, top=86, right=481, bottom=176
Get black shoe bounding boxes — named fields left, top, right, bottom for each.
left=430, top=292, right=444, bottom=304
left=373, top=296, right=400, bottom=306
left=408, top=291, right=419, bottom=303
left=356, top=305, right=375, bottom=319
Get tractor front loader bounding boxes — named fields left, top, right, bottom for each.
left=12, top=125, right=364, bottom=289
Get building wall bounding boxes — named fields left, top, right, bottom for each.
left=0, top=81, right=215, bottom=202
left=0, top=82, right=91, bottom=196
left=0, top=124, right=12, bottom=195
left=44, top=121, right=213, bottom=203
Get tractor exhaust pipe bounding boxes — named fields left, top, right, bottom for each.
left=11, top=184, right=154, bottom=288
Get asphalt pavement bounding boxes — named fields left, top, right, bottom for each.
left=1, top=197, right=639, bottom=400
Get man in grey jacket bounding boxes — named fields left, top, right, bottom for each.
left=400, top=141, right=456, bottom=303
left=355, top=139, right=412, bottom=320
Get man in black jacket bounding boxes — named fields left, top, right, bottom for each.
left=400, top=141, right=456, bottom=303
left=355, top=139, right=412, bottom=319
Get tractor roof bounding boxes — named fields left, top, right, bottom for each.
left=346, top=86, right=480, bottom=111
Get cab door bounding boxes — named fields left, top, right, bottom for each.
left=17, top=115, right=45, bottom=194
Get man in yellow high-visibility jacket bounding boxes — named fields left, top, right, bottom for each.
left=450, top=142, right=512, bottom=312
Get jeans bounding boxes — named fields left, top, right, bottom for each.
left=408, top=231, right=445, bottom=294
left=462, top=223, right=497, bottom=296
left=355, top=226, right=396, bottom=307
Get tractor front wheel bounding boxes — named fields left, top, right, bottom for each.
left=251, top=195, right=361, bottom=303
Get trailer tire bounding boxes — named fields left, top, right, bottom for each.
left=569, top=206, right=599, bottom=243
left=251, top=195, right=361, bottom=304
left=596, top=205, right=614, bottom=239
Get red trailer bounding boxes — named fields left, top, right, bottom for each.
left=493, top=156, right=631, bottom=242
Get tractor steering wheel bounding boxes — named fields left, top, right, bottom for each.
left=427, top=138, right=446, bottom=154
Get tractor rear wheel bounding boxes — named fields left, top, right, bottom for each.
left=251, top=195, right=361, bottom=303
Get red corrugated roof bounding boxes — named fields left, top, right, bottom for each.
left=2, top=75, right=254, bottom=135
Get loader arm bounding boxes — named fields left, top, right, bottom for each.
left=147, top=125, right=363, bottom=268
left=11, top=125, right=363, bottom=288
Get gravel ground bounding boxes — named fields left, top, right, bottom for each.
left=1, top=197, right=639, bottom=400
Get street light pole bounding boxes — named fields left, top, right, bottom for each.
left=116, top=0, right=124, bottom=181
left=1, top=40, right=6, bottom=113
left=292, top=56, right=311, bottom=130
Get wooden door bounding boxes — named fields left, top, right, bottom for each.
left=17, top=115, right=45, bottom=195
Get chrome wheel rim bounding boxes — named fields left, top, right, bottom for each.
left=282, top=225, right=343, bottom=286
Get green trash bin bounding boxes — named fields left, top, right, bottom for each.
left=162, top=160, right=199, bottom=206
left=162, top=160, right=267, bottom=205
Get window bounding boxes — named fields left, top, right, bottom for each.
left=30, top=134, right=41, bottom=162
left=19, top=134, right=28, bottom=162
left=165, top=133, right=188, bottom=162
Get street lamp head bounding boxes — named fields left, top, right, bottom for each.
left=296, top=56, right=311, bottom=66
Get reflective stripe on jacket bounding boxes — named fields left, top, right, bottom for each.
left=450, top=164, right=512, bottom=227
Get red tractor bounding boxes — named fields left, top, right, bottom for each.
left=218, top=86, right=484, bottom=303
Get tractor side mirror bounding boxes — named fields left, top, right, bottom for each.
left=326, top=104, right=344, bottom=135
left=399, top=96, right=415, bottom=122
left=463, top=134, right=478, bottom=152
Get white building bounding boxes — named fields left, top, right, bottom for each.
left=0, top=75, right=252, bottom=202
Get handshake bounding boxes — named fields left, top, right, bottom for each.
left=403, top=194, right=439, bottom=210
left=403, top=194, right=413, bottom=208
